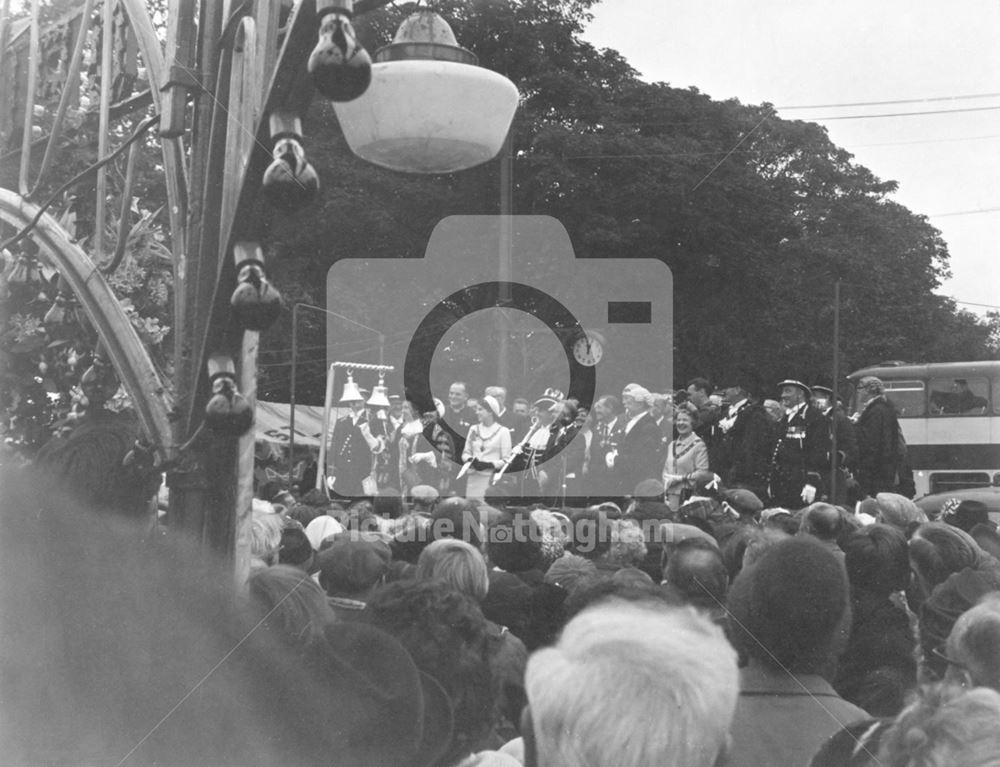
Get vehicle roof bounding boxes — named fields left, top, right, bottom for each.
left=848, top=361, right=1000, bottom=383
left=915, top=487, right=1000, bottom=517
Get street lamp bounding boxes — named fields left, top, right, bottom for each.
left=332, top=8, right=520, bottom=173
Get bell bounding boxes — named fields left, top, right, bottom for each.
left=339, top=371, right=364, bottom=403
left=367, top=383, right=391, bottom=409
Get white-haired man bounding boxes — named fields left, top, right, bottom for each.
left=608, top=384, right=663, bottom=498
left=520, top=601, right=738, bottom=767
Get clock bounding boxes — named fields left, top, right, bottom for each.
left=573, top=334, right=603, bottom=366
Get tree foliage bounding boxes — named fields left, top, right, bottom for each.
left=258, top=0, right=996, bottom=405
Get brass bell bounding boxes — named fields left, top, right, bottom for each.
left=367, top=380, right=391, bottom=409
left=339, top=371, right=364, bottom=403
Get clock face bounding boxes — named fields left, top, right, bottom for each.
left=573, top=335, right=603, bottom=366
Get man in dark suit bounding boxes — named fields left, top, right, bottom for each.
left=718, top=377, right=774, bottom=501
left=854, top=376, right=900, bottom=498
left=611, top=384, right=665, bottom=499
left=767, top=379, right=830, bottom=510
left=330, top=392, right=375, bottom=499
left=585, top=395, right=624, bottom=504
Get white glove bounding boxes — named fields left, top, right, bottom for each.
left=800, top=484, right=817, bottom=504
left=605, top=450, right=617, bottom=469
left=662, top=473, right=684, bottom=488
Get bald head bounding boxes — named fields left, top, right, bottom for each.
left=799, top=503, right=843, bottom=543
left=663, top=539, right=728, bottom=612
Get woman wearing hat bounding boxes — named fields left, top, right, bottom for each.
left=461, top=395, right=511, bottom=501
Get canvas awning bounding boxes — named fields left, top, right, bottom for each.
left=254, top=401, right=346, bottom=448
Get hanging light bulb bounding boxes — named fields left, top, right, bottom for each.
left=261, top=111, right=320, bottom=211
left=230, top=242, right=283, bottom=331
left=204, top=355, right=253, bottom=436
left=44, top=276, right=72, bottom=325
left=339, top=370, right=364, bottom=404
left=308, top=0, right=372, bottom=102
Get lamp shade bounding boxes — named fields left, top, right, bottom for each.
left=332, top=60, right=518, bottom=173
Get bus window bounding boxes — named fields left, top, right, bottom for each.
left=929, top=377, right=990, bottom=415
left=994, top=379, right=1000, bottom=415
left=882, top=380, right=925, bottom=417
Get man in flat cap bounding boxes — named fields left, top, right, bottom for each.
left=767, top=379, right=830, bottom=510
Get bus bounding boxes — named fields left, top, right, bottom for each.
left=846, top=361, right=1000, bottom=498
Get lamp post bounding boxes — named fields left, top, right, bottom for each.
left=288, top=301, right=384, bottom=483
left=165, top=0, right=518, bottom=557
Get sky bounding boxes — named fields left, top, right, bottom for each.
left=582, top=0, right=1000, bottom=315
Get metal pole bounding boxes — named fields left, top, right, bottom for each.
left=289, top=302, right=298, bottom=483
left=830, top=279, right=841, bottom=502
left=497, top=131, right=512, bottom=390
left=317, top=364, right=336, bottom=493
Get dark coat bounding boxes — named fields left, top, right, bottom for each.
left=721, top=402, right=775, bottom=499
left=330, top=414, right=373, bottom=497
left=615, top=412, right=665, bottom=496
left=856, top=397, right=898, bottom=497
left=834, top=590, right=916, bottom=717
left=586, top=416, right=624, bottom=501
left=767, top=404, right=830, bottom=509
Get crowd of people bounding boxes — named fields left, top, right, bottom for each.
left=8, top=372, right=1000, bottom=766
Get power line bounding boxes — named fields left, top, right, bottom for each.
left=777, top=92, right=1000, bottom=110
left=800, top=105, right=1000, bottom=121
left=930, top=207, right=1000, bottom=218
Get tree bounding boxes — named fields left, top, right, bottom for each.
left=258, top=0, right=996, bottom=409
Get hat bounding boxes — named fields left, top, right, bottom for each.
left=388, top=394, right=402, bottom=402
left=306, top=621, right=455, bottom=767
left=810, top=385, right=834, bottom=398
left=316, top=537, right=391, bottom=593
left=482, top=394, right=501, bottom=417
left=544, top=553, right=598, bottom=593
left=533, top=387, right=564, bottom=408
left=305, top=515, right=346, bottom=551
left=777, top=379, right=811, bottom=398
left=632, top=478, right=665, bottom=501
left=722, top=488, right=764, bottom=517
left=410, top=484, right=439, bottom=503
left=874, top=492, right=927, bottom=531
left=944, top=500, right=992, bottom=533
left=759, top=507, right=792, bottom=525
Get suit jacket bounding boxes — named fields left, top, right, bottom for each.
left=586, top=416, right=623, bottom=500
left=856, top=396, right=898, bottom=496
left=768, top=403, right=830, bottom=509
left=615, top=412, right=665, bottom=496
left=720, top=402, right=774, bottom=498
left=330, top=413, right=373, bottom=497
